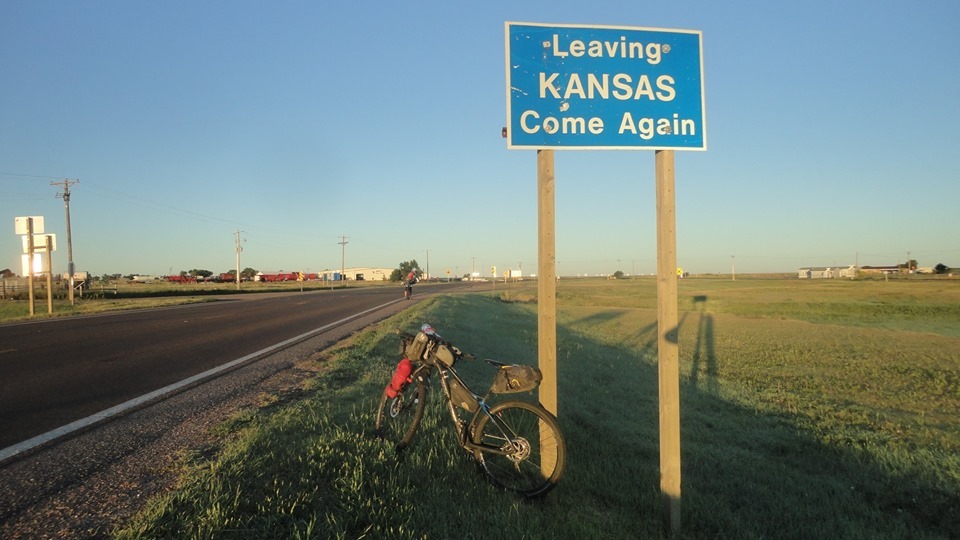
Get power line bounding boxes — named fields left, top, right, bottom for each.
left=0, top=172, right=67, bottom=180
left=79, top=182, right=250, bottom=228
left=76, top=181, right=325, bottom=245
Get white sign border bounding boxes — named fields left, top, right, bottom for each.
left=504, top=21, right=707, bottom=151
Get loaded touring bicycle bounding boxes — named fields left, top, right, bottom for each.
left=375, top=324, right=566, bottom=498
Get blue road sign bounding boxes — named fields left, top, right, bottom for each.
left=505, top=22, right=706, bottom=151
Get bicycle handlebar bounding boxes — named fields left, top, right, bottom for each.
left=395, top=326, right=498, bottom=365
left=394, top=324, right=478, bottom=364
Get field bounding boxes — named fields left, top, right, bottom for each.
left=102, top=277, right=959, bottom=539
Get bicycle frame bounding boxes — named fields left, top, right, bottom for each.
left=412, top=360, right=530, bottom=458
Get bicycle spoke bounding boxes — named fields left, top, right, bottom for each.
left=472, top=401, right=565, bottom=498
left=375, top=378, right=426, bottom=450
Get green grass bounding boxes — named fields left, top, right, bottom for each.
left=115, top=278, right=959, bottom=539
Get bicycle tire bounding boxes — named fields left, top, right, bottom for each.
left=375, top=378, right=426, bottom=450
left=470, top=400, right=566, bottom=498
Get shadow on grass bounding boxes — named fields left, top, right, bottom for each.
left=688, top=295, right=719, bottom=396
left=444, top=295, right=958, bottom=539
left=114, top=294, right=958, bottom=539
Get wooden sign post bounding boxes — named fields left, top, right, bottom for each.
left=538, top=149, right=559, bottom=476
left=506, top=22, right=704, bottom=536
left=45, top=236, right=54, bottom=315
left=537, top=149, right=558, bottom=417
left=27, top=218, right=36, bottom=317
left=656, top=149, right=681, bottom=532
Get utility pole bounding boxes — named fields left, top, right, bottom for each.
left=731, top=255, right=736, bottom=281
left=52, top=179, right=79, bottom=305
left=234, top=230, right=245, bottom=290
left=338, top=236, right=349, bottom=286
left=426, top=249, right=430, bottom=280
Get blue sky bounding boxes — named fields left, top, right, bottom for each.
left=2, top=1, right=958, bottom=278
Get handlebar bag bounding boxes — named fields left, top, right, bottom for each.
left=404, top=332, right=430, bottom=361
left=490, top=364, right=542, bottom=394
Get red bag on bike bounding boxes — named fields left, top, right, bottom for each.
left=385, top=358, right=413, bottom=398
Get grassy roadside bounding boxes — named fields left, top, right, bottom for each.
left=0, top=280, right=393, bottom=323
left=114, top=279, right=958, bottom=538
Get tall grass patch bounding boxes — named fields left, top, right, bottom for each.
left=117, top=279, right=959, bottom=539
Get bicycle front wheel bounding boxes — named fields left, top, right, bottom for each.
left=471, top=401, right=566, bottom=498
left=375, top=378, right=426, bottom=450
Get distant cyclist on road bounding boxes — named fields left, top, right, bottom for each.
left=403, top=269, right=418, bottom=300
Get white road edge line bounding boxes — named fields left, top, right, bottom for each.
left=0, top=299, right=400, bottom=463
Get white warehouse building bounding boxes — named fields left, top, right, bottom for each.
left=321, top=267, right=393, bottom=281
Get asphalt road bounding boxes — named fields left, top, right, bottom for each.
left=0, top=282, right=460, bottom=451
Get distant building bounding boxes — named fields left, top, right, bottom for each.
left=321, top=267, right=392, bottom=281
left=859, top=265, right=902, bottom=275
left=797, top=265, right=857, bottom=279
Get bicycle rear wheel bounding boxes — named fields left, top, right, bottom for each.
left=375, top=378, right=426, bottom=450
left=471, top=401, right=565, bottom=498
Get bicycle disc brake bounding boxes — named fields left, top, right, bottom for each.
left=503, top=437, right=532, bottom=470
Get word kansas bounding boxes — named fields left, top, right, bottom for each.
left=539, top=72, right=675, bottom=102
